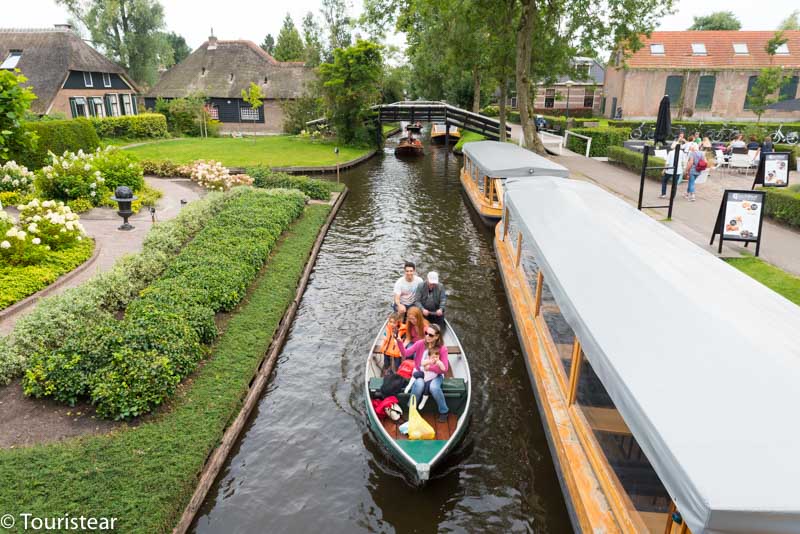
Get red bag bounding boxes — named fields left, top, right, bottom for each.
left=397, top=359, right=415, bottom=379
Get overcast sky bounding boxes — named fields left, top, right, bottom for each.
left=3, top=0, right=797, bottom=54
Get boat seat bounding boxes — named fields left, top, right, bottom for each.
left=368, top=377, right=467, bottom=414
left=372, top=344, right=462, bottom=355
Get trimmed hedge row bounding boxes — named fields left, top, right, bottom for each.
left=91, top=113, right=168, bottom=139
left=763, top=185, right=800, bottom=229
left=16, top=119, right=100, bottom=169
left=0, top=190, right=236, bottom=385
left=21, top=188, right=307, bottom=419
left=608, top=119, right=800, bottom=133
left=247, top=165, right=335, bottom=200
left=775, top=144, right=800, bottom=171
left=566, top=127, right=631, bottom=157
left=607, top=146, right=665, bottom=178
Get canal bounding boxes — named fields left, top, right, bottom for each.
left=192, top=134, right=572, bottom=533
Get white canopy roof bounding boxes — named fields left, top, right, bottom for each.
left=463, top=140, right=569, bottom=179
left=504, top=177, right=800, bottom=534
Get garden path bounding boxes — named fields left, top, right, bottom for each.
left=0, top=177, right=204, bottom=336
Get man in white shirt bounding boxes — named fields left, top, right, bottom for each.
left=393, top=261, right=423, bottom=315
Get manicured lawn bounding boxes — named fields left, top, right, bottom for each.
left=123, top=135, right=371, bottom=167
left=0, top=203, right=332, bottom=533
left=454, top=130, right=486, bottom=152
left=382, top=123, right=400, bottom=136
left=726, top=257, right=800, bottom=306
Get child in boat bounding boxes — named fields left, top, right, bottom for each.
left=379, top=312, right=403, bottom=374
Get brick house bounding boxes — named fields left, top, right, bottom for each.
left=603, top=31, right=800, bottom=121
left=145, top=35, right=315, bottom=133
left=0, top=25, right=140, bottom=118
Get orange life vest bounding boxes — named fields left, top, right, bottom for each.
left=380, top=324, right=402, bottom=359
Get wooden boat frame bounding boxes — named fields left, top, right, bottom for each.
left=430, top=123, right=461, bottom=145
left=460, top=154, right=503, bottom=225
left=364, top=319, right=471, bottom=484
left=494, top=213, right=692, bottom=534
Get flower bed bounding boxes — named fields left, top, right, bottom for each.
left=187, top=160, right=253, bottom=191
left=20, top=188, right=306, bottom=419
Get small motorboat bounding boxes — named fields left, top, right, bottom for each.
left=430, top=123, right=461, bottom=145
left=406, top=121, right=423, bottom=133
left=394, top=136, right=424, bottom=157
left=365, top=319, right=471, bottom=483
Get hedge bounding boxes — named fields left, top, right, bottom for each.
left=775, top=144, right=800, bottom=171
left=91, top=113, right=168, bottom=139
left=565, top=127, right=631, bottom=157
left=608, top=119, right=800, bottom=134
left=21, top=188, right=307, bottom=419
left=247, top=165, right=336, bottom=200
left=15, top=119, right=100, bottom=169
left=763, top=184, right=800, bottom=228
left=607, top=146, right=665, bottom=178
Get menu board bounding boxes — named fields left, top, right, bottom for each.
left=763, top=152, right=790, bottom=187
left=723, top=192, right=763, bottom=239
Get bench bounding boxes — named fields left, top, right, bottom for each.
left=368, top=377, right=467, bottom=414
left=372, top=344, right=462, bottom=354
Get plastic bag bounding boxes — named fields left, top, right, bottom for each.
left=407, top=395, right=435, bottom=440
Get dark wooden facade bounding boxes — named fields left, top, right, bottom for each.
left=143, top=96, right=265, bottom=124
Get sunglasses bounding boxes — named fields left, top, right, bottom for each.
left=425, top=331, right=437, bottom=337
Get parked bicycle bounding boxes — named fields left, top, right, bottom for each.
left=770, top=124, right=800, bottom=145
left=629, top=122, right=655, bottom=140
left=711, top=123, right=740, bottom=142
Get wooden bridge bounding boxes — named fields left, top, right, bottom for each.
left=307, top=101, right=512, bottom=143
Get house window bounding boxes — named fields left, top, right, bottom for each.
left=0, top=50, right=22, bottom=69
left=733, top=43, right=749, bottom=55
left=650, top=43, right=665, bottom=55
left=691, top=43, right=707, bottom=55
left=600, top=97, right=606, bottom=115
left=105, top=94, right=119, bottom=117
left=89, top=96, right=104, bottom=117
left=744, top=75, right=759, bottom=109
left=102, top=73, right=112, bottom=87
left=544, top=88, right=555, bottom=108
left=775, top=43, right=790, bottom=55
left=206, top=105, right=219, bottom=120
left=780, top=76, right=799, bottom=101
left=583, top=87, right=594, bottom=108
left=121, top=94, right=133, bottom=115
left=240, top=107, right=259, bottom=121
left=83, top=71, right=93, bottom=87
left=665, top=75, right=684, bottom=107
left=695, top=75, right=716, bottom=110
left=69, top=97, right=88, bottom=118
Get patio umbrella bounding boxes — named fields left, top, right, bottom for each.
left=654, top=95, right=671, bottom=146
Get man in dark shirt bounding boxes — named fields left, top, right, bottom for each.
left=417, top=271, right=447, bottom=327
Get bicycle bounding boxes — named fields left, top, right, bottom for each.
left=712, top=123, right=740, bottom=142
left=770, top=124, right=800, bottom=145
left=630, top=122, right=655, bottom=140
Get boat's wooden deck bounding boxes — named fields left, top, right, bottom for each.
left=382, top=412, right=459, bottom=441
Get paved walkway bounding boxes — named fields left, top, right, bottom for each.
left=0, top=177, right=204, bottom=335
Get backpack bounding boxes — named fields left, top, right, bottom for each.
left=695, top=153, right=708, bottom=171
left=379, top=372, right=408, bottom=398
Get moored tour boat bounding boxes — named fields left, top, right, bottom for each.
left=430, top=123, right=460, bottom=145
left=406, top=121, right=423, bottom=133
left=495, top=176, right=800, bottom=533
left=394, top=136, right=424, bottom=157
left=460, top=140, right=568, bottom=225
left=365, top=319, right=471, bottom=483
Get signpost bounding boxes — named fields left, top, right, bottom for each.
left=710, top=190, right=766, bottom=256
left=752, top=152, right=791, bottom=189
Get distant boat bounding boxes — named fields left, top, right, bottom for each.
left=430, top=123, right=461, bottom=145
left=365, top=319, right=471, bottom=483
left=406, top=121, right=423, bottom=133
left=395, top=136, right=424, bottom=157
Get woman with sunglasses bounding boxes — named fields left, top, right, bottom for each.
left=396, top=323, right=450, bottom=422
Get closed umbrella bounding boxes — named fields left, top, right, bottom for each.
left=654, top=95, right=671, bottom=146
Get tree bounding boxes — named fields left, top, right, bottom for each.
left=302, top=12, right=324, bottom=67
left=261, top=34, right=275, bottom=55
left=273, top=14, right=305, bottom=62
left=688, top=11, right=741, bottom=31
left=0, top=70, right=38, bottom=162
left=164, top=31, right=191, bottom=64
left=778, top=10, right=800, bottom=31
left=57, top=0, right=171, bottom=87
left=318, top=40, right=383, bottom=144
left=747, top=32, right=790, bottom=123
left=321, top=0, right=352, bottom=60
left=241, top=82, right=264, bottom=138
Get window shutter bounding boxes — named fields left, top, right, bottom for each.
left=69, top=97, right=78, bottom=119
left=132, top=96, right=138, bottom=115
left=665, top=75, right=684, bottom=107
left=780, top=76, right=799, bottom=101
left=104, top=95, right=113, bottom=117
left=694, top=75, right=716, bottom=110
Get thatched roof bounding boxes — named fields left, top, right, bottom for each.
left=148, top=38, right=315, bottom=100
left=0, top=27, right=137, bottom=114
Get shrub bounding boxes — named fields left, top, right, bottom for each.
left=90, top=113, right=168, bottom=139
left=775, top=144, right=799, bottom=171
left=763, top=184, right=800, bottom=228
left=607, top=146, right=665, bottom=178
left=248, top=165, right=333, bottom=200
left=16, top=119, right=100, bottom=170
left=0, top=210, right=49, bottom=265
left=35, top=149, right=108, bottom=205
left=17, top=198, right=86, bottom=250
left=0, top=160, right=35, bottom=194
left=92, top=147, right=144, bottom=191
left=154, top=97, right=211, bottom=137
left=481, top=105, right=499, bottom=117
left=281, top=95, right=325, bottom=135
left=188, top=160, right=253, bottom=191
left=141, top=159, right=191, bottom=177
left=566, top=127, right=631, bottom=157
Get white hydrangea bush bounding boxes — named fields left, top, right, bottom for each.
left=17, top=199, right=85, bottom=251
left=36, top=150, right=108, bottom=205
left=0, top=161, right=35, bottom=194
left=188, top=160, right=253, bottom=192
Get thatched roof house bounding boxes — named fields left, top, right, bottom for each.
left=146, top=35, right=315, bottom=132
left=0, top=25, right=139, bottom=118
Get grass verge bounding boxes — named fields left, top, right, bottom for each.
left=0, top=239, right=95, bottom=311
left=453, top=131, right=486, bottom=153
left=726, top=256, right=800, bottom=306
left=0, top=203, right=332, bottom=532
left=122, top=135, right=371, bottom=168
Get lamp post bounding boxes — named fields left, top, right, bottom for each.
left=110, top=186, right=138, bottom=231
left=334, top=146, right=340, bottom=184
left=564, top=80, right=575, bottom=119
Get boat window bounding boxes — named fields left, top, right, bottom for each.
left=575, top=354, right=673, bottom=532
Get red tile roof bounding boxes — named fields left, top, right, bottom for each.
left=624, top=31, right=800, bottom=69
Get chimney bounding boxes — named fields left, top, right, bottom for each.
left=208, top=28, right=217, bottom=50
left=54, top=23, right=73, bottom=31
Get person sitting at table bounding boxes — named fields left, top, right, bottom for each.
left=727, top=134, right=747, bottom=153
